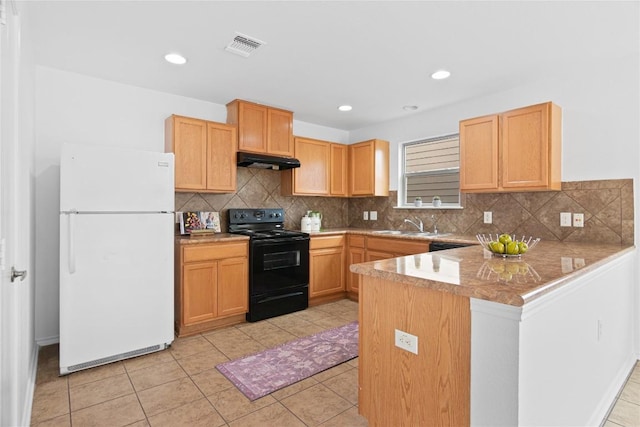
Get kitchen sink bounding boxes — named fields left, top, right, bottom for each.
left=371, top=230, right=450, bottom=238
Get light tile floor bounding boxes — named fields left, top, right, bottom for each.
left=31, top=299, right=640, bottom=426
left=31, top=299, right=366, bottom=426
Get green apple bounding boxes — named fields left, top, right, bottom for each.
left=499, top=234, right=513, bottom=245
left=490, top=241, right=505, bottom=254
left=518, top=241, right=528, bottom=254
left=506, top=241, right=519, bottom=255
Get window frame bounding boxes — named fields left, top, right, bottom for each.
left=397, top=133, right=463, bottom=209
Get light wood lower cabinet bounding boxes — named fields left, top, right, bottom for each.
left=309, top=235, right=345, bottom=304
left=175, top=241, right=248, bottom=336
left=346, top=235, right=366, bottom=298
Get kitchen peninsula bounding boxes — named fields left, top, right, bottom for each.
left=351, top=241, right=636, bottom=426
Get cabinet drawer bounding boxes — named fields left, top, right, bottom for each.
left=310, top=235, right=345, bottom=250
left=183, top=243, right=247, bottom=263
left=366, top=237, right=429, bottom=255
left=348, top=235, right=365, bottom=248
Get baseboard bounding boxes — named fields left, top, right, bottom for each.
left=588, top=354, right=638, bottom=426
left=20, top=344, right=39, bottom=427
left=36, top=335, right=59, bottom=347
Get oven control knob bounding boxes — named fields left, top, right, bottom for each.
left=240, top=213, right=246, bottom=219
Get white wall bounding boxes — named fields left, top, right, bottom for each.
left=34, top=67, right=348, bottom=342
left=349, top=54, right=640, bottom=190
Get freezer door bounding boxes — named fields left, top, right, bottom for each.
left=59, top=212, right=174, bottom=370
left=60, top=143, right=174, bottom=213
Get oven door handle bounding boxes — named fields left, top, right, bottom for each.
left=252, top=236, right=310, bottom=246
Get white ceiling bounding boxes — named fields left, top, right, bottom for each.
left=26, top=1, right=638, bottom=131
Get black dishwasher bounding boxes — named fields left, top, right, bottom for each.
left=430, top=241, right=474, bottom=252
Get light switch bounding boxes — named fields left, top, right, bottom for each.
left=370, top=211, right=378, bottom=221
left=560, top=212, right=572, bottom=227
left=573, top=213, right=584, bottom=228
left=363, top=211, right=369, bottom=221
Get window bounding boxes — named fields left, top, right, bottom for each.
left=400, top=134, right=461, bottom=207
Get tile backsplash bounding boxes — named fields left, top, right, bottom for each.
left=176, top=169, right=633, bottom=245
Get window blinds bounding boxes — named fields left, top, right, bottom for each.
left=404, top=134, right=460, bottom=205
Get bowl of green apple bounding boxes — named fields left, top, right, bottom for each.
left=476, top=233, right=540, bottom=258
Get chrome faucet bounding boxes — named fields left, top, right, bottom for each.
left=404, top=217, right=423, bottom=232
left=431, top=214, right=438, bottom=235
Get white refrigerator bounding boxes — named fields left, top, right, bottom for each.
left=59, top=143, right=175, bottom=375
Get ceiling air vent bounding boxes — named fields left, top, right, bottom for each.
left=225, top=33, right=266, bottom=58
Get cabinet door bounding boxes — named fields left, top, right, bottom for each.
left=183, top=261, right=218, bottom=325
left=349, top=141, right=374, bottom=196
left=349, top=139, right=389, bottom=196
left=459, top=114, right=499, bottom=192
left=501, top=103, right=557, bottom=190
left=293, top=137, right=330, bottom=195
left=309, top=247, right=345, bottom=298
left=206, top=122, right=237, bottom=192
left=217, top=257, right=248, bottom=317
left=347, top=246, right=365, bottom=294
left=267, top=108, right=294, bottom=156
left=330, top=143, right=348, bottom=196
left=237, top=102, right=268, bottom=153
left=170, top=116, right=208, bottom=191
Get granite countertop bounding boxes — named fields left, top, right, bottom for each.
left=175, top=233, right=249, bottom=245
left=308, top=228, right=480, bottom=245
left=350, top=240, right=635, bottom=306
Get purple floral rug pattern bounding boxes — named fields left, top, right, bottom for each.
left=216, top=321, right=359, bottom=400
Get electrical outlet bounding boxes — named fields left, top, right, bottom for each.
left=483, top=211, right=492, bottom=224
left=394, top=329, right=418, bottom=355
left=363, top=211, right=369, bottom=221
left=560, top=212, right=572, bottom=227
left=370, top=211, right=378, bottom=221
left=573, top=213, right=584, bottom=228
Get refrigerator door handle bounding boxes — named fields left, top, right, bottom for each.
left=69, top=212, right=76, bottom=274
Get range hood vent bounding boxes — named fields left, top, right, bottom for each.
left=237, top=152, right=300, bottom=170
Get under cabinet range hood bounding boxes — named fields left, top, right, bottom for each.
left=237, top=151, right=301, bottom=170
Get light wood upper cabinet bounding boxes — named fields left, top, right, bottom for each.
left=459, top=114, right=499, bottom=191
left=460, top=102, right=561, bottom=193
left=165, top=115, right=237, bottom=193
left=282, top=137, right=330, bottom=195
left=281, top=137, right=349, bottom=197
left=330, top=143, right=348, bottom=196
left=349, top=139, right=390, bottom=197
left=226, top=99, right=294, bottom=157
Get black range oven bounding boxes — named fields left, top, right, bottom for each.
left=228, top=208, right=309, bottom=322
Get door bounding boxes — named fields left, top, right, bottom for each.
left=1, top=2, right=35, bottom=425
left=59, top=212, right=173, bottom=370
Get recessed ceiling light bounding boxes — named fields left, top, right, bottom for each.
left=431, top=70, right=451, bottom=80
left=164, top=53, right=187, bottom=65
left=338, top=105, right=353, bottom=112
left=403, top=105, right=419, bottom=111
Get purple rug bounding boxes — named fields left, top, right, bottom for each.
left=216, top=321, right=359, bottom=400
